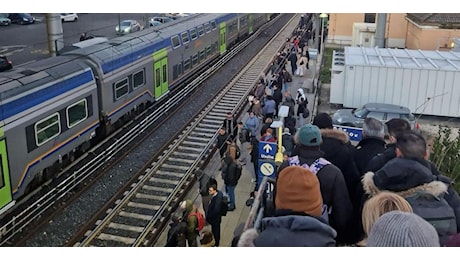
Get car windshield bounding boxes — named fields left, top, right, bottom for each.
left=353, top=107, right=368, bottom=118
left=120, top=21, right=131, bottom=26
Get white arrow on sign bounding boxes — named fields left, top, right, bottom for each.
left=263, top=143, right=272, bottom=153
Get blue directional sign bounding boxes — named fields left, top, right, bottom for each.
left=258, top=141, right=277, bottom=160
left=333, top=125, right=363, bottom=142
left=257, top=160, right=277, bottom=189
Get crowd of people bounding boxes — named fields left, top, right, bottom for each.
left=165, top=14, right=460, bottom=247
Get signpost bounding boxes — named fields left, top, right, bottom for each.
left=333, top=125, right=363, bottom=142
left=257, top=141, right=277, bottom=189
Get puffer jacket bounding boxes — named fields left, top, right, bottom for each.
left=183, top=200, right=199, bottom=245
left=237, top=210, right=336, bottom=247
left=363, top=157, right=460, bottom=232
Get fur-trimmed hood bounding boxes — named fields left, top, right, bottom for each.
left=362, top=171, right=448, bottom=198
left=320, top=128, right=350, bottom=144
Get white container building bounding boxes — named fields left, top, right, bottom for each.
left=330, top=46, right=460, bottom=117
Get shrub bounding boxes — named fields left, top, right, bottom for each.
left=430, top=126, right=460, bottom=193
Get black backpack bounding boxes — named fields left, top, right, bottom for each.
left=405, top=191, right=457, bottom=246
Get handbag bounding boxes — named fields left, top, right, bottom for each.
left=300, top=60, right=304, bottom=65
left=302, top=108, right=310, bottom=118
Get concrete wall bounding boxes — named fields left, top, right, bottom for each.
left=406, top=18, right=460, bottom=50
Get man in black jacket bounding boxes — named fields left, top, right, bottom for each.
left=362, top=130, right=460, bottom=241
left=196, top=169, right=217, bottom=216
left=278, top=124, right=354, bottom=245
left=206, top=183, right=224, bottom=247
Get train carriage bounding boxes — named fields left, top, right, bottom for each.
left=0, top=56, right=100, bottom=211
left=0, top=13, right=274, bottom=215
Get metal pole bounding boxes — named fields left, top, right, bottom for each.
left=375, top=13, right=387, bottom=48
left=46, top=13, right=63, bottom=57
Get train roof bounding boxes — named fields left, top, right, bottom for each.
left=63, top=13, right=236, bottom=74
left=0, top=55, right=93, bottom=97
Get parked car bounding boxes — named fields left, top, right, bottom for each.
left=61, top=13, right=78, bottom=22
left=332, top=102, right=419, bottom=130
left=0, top=14, right=11, bottom=26
left=150, top=16, right=173, bottom=24
left=149, top=20, right=162, bottom=27
left=8, top=13, right=35, bottom=25
left=116, top=20, right=142, bottom=35
left=0, top=56, right=13, bottom=72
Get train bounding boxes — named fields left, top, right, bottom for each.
left=0, top=13, right=277, bottom=215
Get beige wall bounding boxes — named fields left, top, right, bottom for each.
left=406, top=19, right=460, bottom=50
left=328, top=14, right=364, bottom=45
left=327, top=13, right=460, bottom=50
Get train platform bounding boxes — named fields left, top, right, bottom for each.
left=154, top=44, right=323, bottom=246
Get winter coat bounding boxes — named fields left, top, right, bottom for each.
left=365, top=143, right=397, bottom=172
left=273, top=87, right=283, bottom=107
left=363, top=157, right=460, bottom=232
left=353, top=137, right=386, bottom=175
left=282, top=132, right=294, bottom=156
left=296, top=99, right=308, bottom=117
left=320, top=129, right=361, bottom=207
left=262, top=97, right=276, bottom=115
left=216, top=132, right=230, bottom=157
left=281, top=95, right=296, bottom=117
left=295, top=88, right=306, bottom=104
left=206, top=190, right=223, bottom=226
left=222, top=156, right=241, bottom=186
left=183, top=200, right=199, bottom=245
left=223, top=117, right=238, bottom=140
left=238, top=210, right=337, bottom=247
left=245, top=115, right=259, bottom=137
left=166, top=221, right=187, bottom=247
left=278, top=148, right=354, bottom=244
left=260, top=133, right=276, bottom=143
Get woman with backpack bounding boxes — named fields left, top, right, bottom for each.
left=221, top=145, right=242, bottom=211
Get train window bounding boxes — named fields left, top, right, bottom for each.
left=114, top=78, right=129, bottom=100
left=211, top=20, right=216, bottom=30
left=206, top=46, right=212, bottom=56
left=171, top=35, right=181, bottom=49
left=184, top=58, right=191, bottom=71
left=133, top=70, right=145, bottom=89
left=198, top=25, right=204, bottom=36
left=67, top=99, right=88, bottom=128
left=162, top=64, right=167, bottom=83
left=177, top=63, right=183, bottom=75
left=199, top=50, right=206, bottom=61
left=155, top=68, right=160, bottom=87
left=181, top=31, right=190, bottom=45
left=190, top=28, right=198, bottom=40
left=35, top=113, right=61, bottom=146
left=192, top=54, right=198, bottom=66
left=204, top=22, right=211, bottom=33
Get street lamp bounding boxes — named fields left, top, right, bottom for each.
left=319, top=13, right=328, bottom=54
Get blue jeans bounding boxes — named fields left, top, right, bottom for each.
left=226, top=185, right=236, bottom=208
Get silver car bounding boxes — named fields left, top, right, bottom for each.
left=332, top=102, right=418, bottom=130
left=116, top=20, right=142, bottom=35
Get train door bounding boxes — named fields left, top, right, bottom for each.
left=248, top=14, right=254, bottom=34
left=0, top=137, right=13, bottom=213
left=219, top=22, right=227, bottom=54
left=152, top=49, right=169, bottom=99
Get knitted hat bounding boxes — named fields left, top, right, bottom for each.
left=275, top=166, right=323, bottom=217
left=313, top=113, right=333, bottom=129
left=367, top=211, right=440, bottom=247
left=297, top=124, right=322, bottom=146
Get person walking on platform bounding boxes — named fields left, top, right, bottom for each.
left=222, top=112, right=238, bottom=141
left=216, top=127, right=231, bottom=159
left=353, top=118, right=386, bottom=176
left=206, top=183, right=224, bottom=247
left=222, top=145, right=242, bottom=211
left=262, top=95, right=276, bottom=122
left=196, top=169, right=217, bottom=216
left=296, top=96, right=308, bottom=127
left=272, top=84, right=283, bottom=118
left=278, top=124, right=354, bottom=245
left=245, top=111, right=259, bottom=139
left=180, top=200, right=200, bottom=247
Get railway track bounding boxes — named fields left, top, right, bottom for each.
left=66, top=15, right=301, bottom=247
